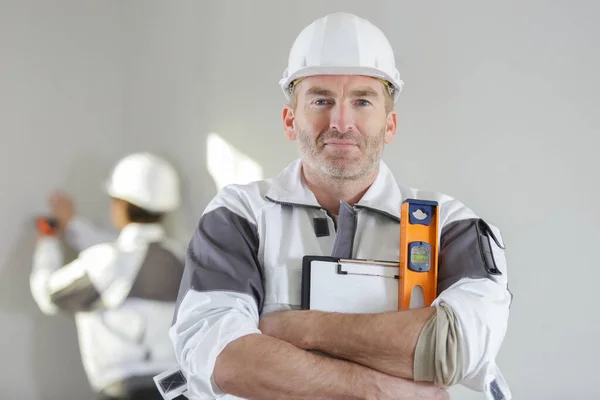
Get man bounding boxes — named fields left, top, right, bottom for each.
left=170, top=12, right=512, bottom=400
left=30, top=152, right=187, bottom=400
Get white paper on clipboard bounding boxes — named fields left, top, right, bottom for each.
left=303, top=257, right=402, bottom=313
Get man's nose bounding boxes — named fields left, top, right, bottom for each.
left=329, top=103, right=355, bottom=133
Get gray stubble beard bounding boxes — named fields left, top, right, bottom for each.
left=296, top=127, right=385, bottom=182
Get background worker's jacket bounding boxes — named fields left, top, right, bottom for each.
left=30, top=219, right=185, bottom=394
left=170, top=158, right=512, bottom=400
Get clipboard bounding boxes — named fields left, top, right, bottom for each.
left=301, top=256, right=424, bottom=313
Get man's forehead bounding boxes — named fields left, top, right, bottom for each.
left=298, top=75, right=383, bottom=94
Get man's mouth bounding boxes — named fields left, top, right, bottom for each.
left=324, top=140, right=358, bottom=148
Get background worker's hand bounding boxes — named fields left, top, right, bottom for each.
left=49, top=191, right=75, bottom=232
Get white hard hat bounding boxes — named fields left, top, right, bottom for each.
left=105, top=152, right=181, bottom=213
left=279, top=12, right=404, bottom=103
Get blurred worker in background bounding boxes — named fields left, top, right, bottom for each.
left=30, top=152, right=186, bottom=400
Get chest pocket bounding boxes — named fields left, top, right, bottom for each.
left=262, top=265, right=303, bottom=312
left=261, top=207, right=332, bottom=312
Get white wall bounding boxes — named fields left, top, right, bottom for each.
left=1, top=1, right=598, bottom=399
left=0, top=2, right=124, bottom=399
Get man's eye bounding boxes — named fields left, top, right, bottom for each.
left=314, top=99, right=328, bottom=105
left=356, top=99, right=371, bottom=107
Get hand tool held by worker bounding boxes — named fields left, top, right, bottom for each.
left=36, top=216, right=58, bottom=237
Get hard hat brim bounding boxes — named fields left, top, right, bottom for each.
left=279, top=65, right=403, bottom=103
left=105, top=180, right=180, bottom=213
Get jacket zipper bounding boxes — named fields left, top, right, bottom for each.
left=353, top=204, right=400, bottom=222
left=266, top=196, right=401, bottom=225
left=265, top=196, right=337, bottom=225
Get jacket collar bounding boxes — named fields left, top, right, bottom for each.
left=118, top=223, right=166, bottom=247
left=265, top=158, right=403, bottom=221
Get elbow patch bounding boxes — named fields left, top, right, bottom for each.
left=49, top=272, right=102, bottom=312
left=413, top=303, right=464, bottom=386
left=438, top=218, right=506, bottom=293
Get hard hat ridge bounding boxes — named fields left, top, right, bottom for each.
left=279, top=12, right=404, bottom=103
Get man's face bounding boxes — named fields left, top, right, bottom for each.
left=283, top=75, right=397, bottom=181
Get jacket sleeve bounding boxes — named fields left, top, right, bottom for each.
left=30, top=238, right=146, bottom=314
left=30, top=237, right=64, bottom=315
left=428, top=200, right=513, bottom=398
left=169, top=186, right=264, bottom=399
left=64, top=217, right=118, bottom=253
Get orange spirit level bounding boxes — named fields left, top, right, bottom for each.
left=399, top=199, right=439, bottom=310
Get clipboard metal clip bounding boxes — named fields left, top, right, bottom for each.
left=336, top=263, right=399, bottom=280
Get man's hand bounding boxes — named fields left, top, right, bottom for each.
left=49, top=191, right=75, bottom=232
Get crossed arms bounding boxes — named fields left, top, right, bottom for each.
left=169, top=198, right=511, bottom=399
left=213, top=306, right=444, bottom=400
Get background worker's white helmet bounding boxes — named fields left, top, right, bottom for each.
left=279, top=12, right=404, bottom=103
left=106, top=152, right=181, bottom=213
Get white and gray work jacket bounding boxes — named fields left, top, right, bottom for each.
left=30, top=219, right=185, bottom=394
left=170, top=158, right=513, bottom=400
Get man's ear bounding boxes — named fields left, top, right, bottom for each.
left=282, top=105, right=296, bottom=140
left=384, top=110, right=397, bottom=144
